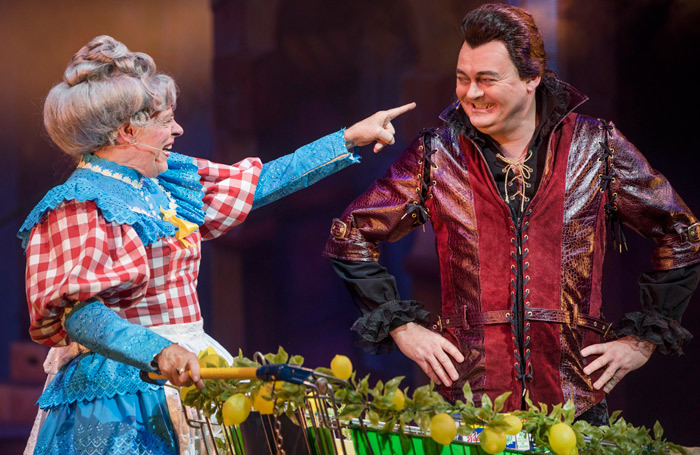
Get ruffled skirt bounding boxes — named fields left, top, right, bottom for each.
left=26, top=320, right=232, bottom=455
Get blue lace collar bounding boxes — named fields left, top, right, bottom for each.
left=18, top=152, right=206, bottom=250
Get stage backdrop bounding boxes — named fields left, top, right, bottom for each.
left=1, top=0, right=698, bottom=449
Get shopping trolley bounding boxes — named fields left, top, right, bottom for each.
left=149, top=363, right=537, bottom=455
left=149, top=354, right=355, bottom=455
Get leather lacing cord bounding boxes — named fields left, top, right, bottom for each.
left=598, top=121, right=628, bottom=252
left=508, top=212, right=534, bottom=388
left=403, top=128, right=438, bottom=226
left=497, top=150, right=534, bottom=213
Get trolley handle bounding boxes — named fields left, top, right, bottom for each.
left=141, top=364, right=315, bottom=384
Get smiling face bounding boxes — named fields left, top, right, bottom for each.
left=456, top=41, right=540, bottom=144
left=130, top=108, right=184, bottom=177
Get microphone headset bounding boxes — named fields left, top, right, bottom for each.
left=129, top=139, right=165, bottom=156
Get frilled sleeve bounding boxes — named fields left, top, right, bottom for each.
left=616, top=263, right=699, bottom=355
left=25, top=200, right=151, bottom=346
left=332, top=259, right=430, bottom=354
left=323, top=134, right=435, bottom=353
left=195, top=156, right=262, bottom=240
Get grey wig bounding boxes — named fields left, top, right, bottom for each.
left=44, top=35, right=178, bottom=157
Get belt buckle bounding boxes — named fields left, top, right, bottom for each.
left=688, top=223, right=700, bottom=243
left=603, top=322, right=613, bottom=338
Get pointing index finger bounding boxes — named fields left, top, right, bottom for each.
left=384, top=102, right=417, bottom=122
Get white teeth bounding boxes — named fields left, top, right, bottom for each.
left=473, top=103, right=495, bottom=109
left=164, top=145, right=172, bottom=150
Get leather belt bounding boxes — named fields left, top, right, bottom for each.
left=431, top=304, right=613, bottom=337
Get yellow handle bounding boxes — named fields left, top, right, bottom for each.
left=147, top=367, right=259, bottom=381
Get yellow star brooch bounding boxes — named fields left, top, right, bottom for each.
left=161, top=207, right=199, bottom=248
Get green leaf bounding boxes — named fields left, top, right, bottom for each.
left=653, top=421, right=663, bottom=440
left=412, top=385, right=431, bottom=404
left=359, top=374, right=371, bottom=394
left=385, top=376, right=405, bottom=391
left=481, top=393, right=493, bottom=413
left=368, top=410, right=380, bottom=426
left=372, top=379, right=385, bottom=397
left=493, top=391, right=511, bottom=414
left=289, top=354, right=304, bottom=366
left=315, top=366, right=334, bottom=376
left=462, top=381, right=474, bottom=404
left=559, top=399, right=575, bottom=423
left=609, top=409, right=623, bottom=424
left=381, top=418, right=397, bottom=434
left=232, top=356, right=259, bottom=368
left=338, top=404, right=364, bottom=420
left=457, top=423, right=475, bottom=436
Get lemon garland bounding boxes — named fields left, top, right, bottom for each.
left=180, top=347, right=687, bottom=455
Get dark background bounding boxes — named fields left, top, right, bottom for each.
left=1, top=0, right=698, bottom=450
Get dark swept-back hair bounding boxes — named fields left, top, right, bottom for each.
left=461, top=3, right=548, bottom=79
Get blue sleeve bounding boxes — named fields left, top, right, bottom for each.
left=64, top=300, right=173, bottom=372
left=252, top=129, right=361, bottom=209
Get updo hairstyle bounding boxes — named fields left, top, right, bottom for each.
left=43, top=35, right=178, bottom=157
left=461, top=4, right=549, bottom=80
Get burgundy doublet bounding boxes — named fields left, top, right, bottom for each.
left=324, top=82, right=700, bottom=416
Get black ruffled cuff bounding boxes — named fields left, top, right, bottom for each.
left=615, top=311, right=693, bottom=355
left=350, top=300, right=430, bottom=354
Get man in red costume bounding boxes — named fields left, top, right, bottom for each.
left=323, top=4, right=700, bottom=424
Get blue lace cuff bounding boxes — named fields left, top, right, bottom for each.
left=64, top=300, right=172, bottom=372
left=252, top=129, right=360, bottom=209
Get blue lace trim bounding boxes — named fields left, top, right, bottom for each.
left=18, top=152, right=205, bottom=250
left=35, top=387, right=177, bottom=455
left=38, top=352, right=161, bottom=408
left=158, top=152, right=206, bottom=226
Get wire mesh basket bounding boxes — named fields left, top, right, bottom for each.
left=167, top=368, right=539, bottom=455
left=165, top=356, right=353, bottom=455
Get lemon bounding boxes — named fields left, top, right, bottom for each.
left=330, top=355, right=353, bottom=380
left=390, top=389, right=405, bottom=411
left=222, top=393, right=251, bottom=426
left=253, top=383, right=275, bottom=415
left=503, top=414, right=523, bottom=436
left=549, top=422, right=576, bottom=455
left=429, top=413, right=457, bottom=446
left=479, top=427, right=507, bottom=454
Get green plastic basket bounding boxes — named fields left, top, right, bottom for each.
left=349, top=426, right=532, bottom=455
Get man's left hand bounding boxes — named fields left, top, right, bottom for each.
left=580, top=336, right=656, bottom=393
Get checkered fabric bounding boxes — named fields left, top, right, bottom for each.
left=25, top=157, right=262, bottom=346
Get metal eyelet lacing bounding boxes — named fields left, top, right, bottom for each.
left=508, top=213, right=533, bottom=384
left=599, top=121, right=628, bottom=252
left=403, top=129, right=438, bottom=226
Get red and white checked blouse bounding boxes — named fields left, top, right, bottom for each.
left=24, top=156, right=262, bottom=346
